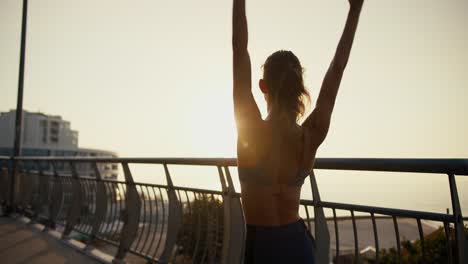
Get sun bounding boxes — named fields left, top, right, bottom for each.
left=185, top=96, right=238, bottom=158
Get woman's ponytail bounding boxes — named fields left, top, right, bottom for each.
left=263, top=50, right=310, bottom=121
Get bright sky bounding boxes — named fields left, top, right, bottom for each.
left=1, top=0, right=468, bottom=213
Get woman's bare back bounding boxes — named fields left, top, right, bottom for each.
left=238, top=120, right=315, bottom=225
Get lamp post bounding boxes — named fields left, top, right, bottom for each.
left=7, top=0, right=29, bottom=215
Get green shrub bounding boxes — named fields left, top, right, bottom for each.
left=367, top=226, right=468, bottom=264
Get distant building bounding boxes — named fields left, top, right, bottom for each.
left=0, top=110, right=118, bottom=180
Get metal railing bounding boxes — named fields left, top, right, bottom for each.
left=0, top=156, right=467, bottom=263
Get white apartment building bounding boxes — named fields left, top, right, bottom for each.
left=0, top=110, right=118, bottom=180
left=0, top=110, right=78, bottom=150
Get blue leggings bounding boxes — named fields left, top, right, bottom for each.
left=244, top=219, right=315, bottom=264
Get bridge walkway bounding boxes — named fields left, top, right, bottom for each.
left=0, top=216, right=101, bottom=264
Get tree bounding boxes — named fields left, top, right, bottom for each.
left=176, top=194, right=224, bottom=263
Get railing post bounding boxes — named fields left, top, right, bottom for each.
left=0, top=160, right=3, bottom=208
left=0, top=159, right=12, bottom=214
left=10, top=159, right=22, bottom=212
left=309, top=170, right=330, bottom=264
left=15, top=161, right=24, bottom=210
left=62, top=161, right=82, bottom=238
left=86, top=162, right=108, bottom=248
left=15, top=160, right=31, bottom=215
left=33, top=161, right=49, bottom=221
left=447, top=174, right=468, bottom=264
left=48, top=161, right=64, bottom=229
left=7, top=158, right=17, bottom=213
left=219, top=166, right=245, bottom=264
left=218, top=166, right=230, bottom=263
left=17, top=161, right=33, bottom=213
left=159, top=164, right=182, bottom=263
left=113, top=162, right=141, bottom=263
left=30, top=161, right=41, bottom=219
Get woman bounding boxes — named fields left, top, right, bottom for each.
left=232, top=0, right=364, bottom=263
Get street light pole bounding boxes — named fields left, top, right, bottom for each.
left=7, top=0, right=29, bottom=214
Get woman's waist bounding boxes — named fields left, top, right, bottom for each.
left=242, top=204, right=300, bottom=226
left=241, top=186, right=301, bottom=224
left=240, top=183, right=302, bottom=197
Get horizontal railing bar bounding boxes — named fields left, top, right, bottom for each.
left=172, top=186, right=224, bottom=195
left=18, top=169, right=225, bottom=195
left=315, top=158, right=468, bottom=176
left=299, top=214, right=405, bottom=221
left=3, top=156, right=467, bottom=175
left=8, top=156, right=237, bottom=166
left=300, top=200, right=455, bottom=222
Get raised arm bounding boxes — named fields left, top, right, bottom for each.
left=303, top=0, right=364, bottom=147
left=232, top=0, right=261, bottom=136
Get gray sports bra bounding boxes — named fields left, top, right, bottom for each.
left=238, top=129, right=310, bottom=187
left=238, top=165, right=310, bottom=187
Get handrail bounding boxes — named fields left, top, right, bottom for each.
left=301, top=200, right=455, bottom=222
left=5, top=156, right=468, bottom=175
left=315, top=158, right=468, bottom=175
